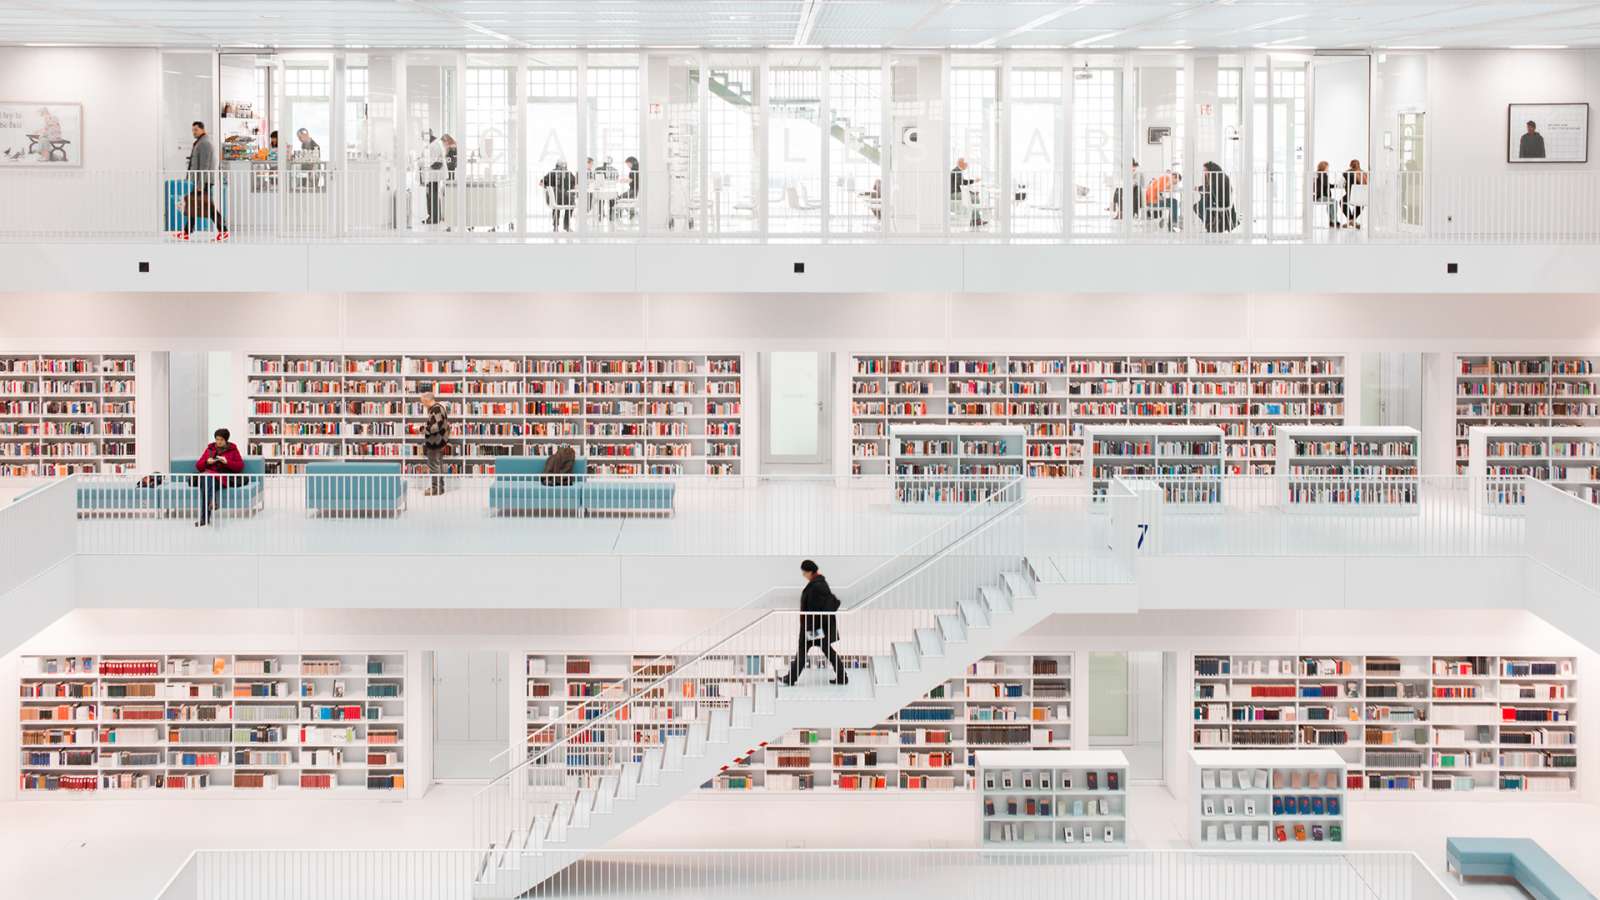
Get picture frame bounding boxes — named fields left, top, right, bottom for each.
left=0, top=101, right=84, bottom=166
left=1507, top=102, right=1589, bottom=163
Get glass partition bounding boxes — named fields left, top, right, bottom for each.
left=407, top=55, right=456, bottom=231
left=464, top=55, right=515, bottom=232
left=886, top=53, right=944, bottom=234
left=1071, top=61, right=1124, bottom=235
left=649, top=53, right=701, bottom=233
left=948, top=57, right=999, bottom=232
left=828, top=58, right=884, bottom=234
left=1008, top=61, right=1063, bottom=234
left=525, top=57, right=577, bottom=233
left=768, top=59, right=823, bottom=234
left=1253, top=56, right=1309, bottom=236
left=706, top=54, right=759, bottom=233
left=587, top=54, right=641, bottom=232
left=1136, top=61, right=1183, bottom=233
left=345, top=53, right=398, bottom=236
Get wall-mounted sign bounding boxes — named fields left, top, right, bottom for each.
left=1507, top=102, right=1589, bottom=163
left=0, top=101, right=83, bottom=166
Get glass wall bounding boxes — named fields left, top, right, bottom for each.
left=1136, top=62, right=1183, bottom=232
left=887, top=53, right=944, bottom=235
left=706, top=54, right=759, bottom=233
left=406, top=54, right=455, bottom=230
left=768, top=60, right=823, bottom=234
left=587, top=54, right=641, bottom=232
left=948, top=58, right=999, bottom=231
left=1071, top=63, right=1123, bottom=235
left=1253, top=58, right=1309, bottom=235
left=651, top=53, right=701, bottom=233
left=828, top=58, right=883, bottom=234
left=1009, top=62, right=1063, bottom=234
left=526, top=58, right=577, bottom=233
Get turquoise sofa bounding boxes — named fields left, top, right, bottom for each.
left=1446, top=838, right=1593, bottom=900
left=304, top=462, right=407, bottom=517
left=584, top=477, right=676, bottom=517
left=76, top=458, right=265, bottom=517
left=488, top=456, right=587, bottom=517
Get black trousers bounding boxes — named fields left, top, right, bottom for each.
left=197, top=475, right=231, bottom=524
left=786, top=632, right=846, bottom=683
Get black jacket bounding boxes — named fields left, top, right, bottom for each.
left=799, top=574, right=841, bottom=644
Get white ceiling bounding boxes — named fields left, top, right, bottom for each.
left=1, top=0, right=1598, bottom=50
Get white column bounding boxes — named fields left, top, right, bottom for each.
left=575, top=52, right=590, bottom=236
left=512, top=53, right=527, bottom=234
left=1061, top=54, right=1073, bottom=239
left=997, top=53, right=1012, bottom=238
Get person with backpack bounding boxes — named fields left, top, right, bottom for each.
left=420, top=391, right=450, bottom=495
left=779, top=560, right=848, bottom=686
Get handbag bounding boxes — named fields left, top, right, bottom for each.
left=136, top=474, right=164, bottom=489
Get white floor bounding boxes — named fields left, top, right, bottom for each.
left=6, top=783, right=1590, bottom=899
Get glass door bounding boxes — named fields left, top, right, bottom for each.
left=1088, top=650, right=1168, bottom=783
left=761, top=351, right=831, bottom=470
left=1252, top=56, right=1309, bottom=236
left=1398, top=111, right=1425, bottom=229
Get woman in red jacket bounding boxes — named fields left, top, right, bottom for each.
left=194, top=427, right=244, bottom=526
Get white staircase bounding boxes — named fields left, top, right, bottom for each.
left=475, top=559, right=1045, bottom=899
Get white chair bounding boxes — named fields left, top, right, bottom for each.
left=784, top=183, right=818, bottom=212
left=543, top=185, right=575, bottom=231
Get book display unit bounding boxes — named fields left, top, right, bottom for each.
left=1467, top=426, right=1600, bottom=506
left=1188, top=750, right=1347, bottom=848
left=1191, top=653, right=1577, bottom=794
left=19, top=653, right=406, bottom=794
left=1454, top=354, right=1600, bottom=488
left=1084, top=424, right=1224, bottom=506
left=1274, top=426, right=1420, bottom=511
left=976, top=750, right=1127, bottom=847
left=526, top=653, right=1072, bottom=794
left=0, top=353, right=136, bottom=477
left=244, top=353, right=744, bottom=475
left=849, top=354, right=1345, bottom=478
left=890, top=424, right=1025, bottom=503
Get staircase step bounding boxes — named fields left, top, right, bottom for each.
left=754, top=680, right=778, bottom=715
left=533, top=813, right=556, bottom=846
left=731, top=695, right=754, bottom=729
left=662, top=734, right=687, bottom=772
left=1003, top=569, right=1035, bottom=600
left=618, top=761, right=641, bottom=800
left=957, top=599, right=990, bottom=629
left=595, top=775, right=618, bottom=814
left=936, top=613, right=967, bottom=645
left=893, top=641, right=921, bottom=673
left=708, top=708, right=732, bottom=743
left=871, top=655, right=899, bottom=686
left=639, top=747, right=664, bottom=785
left=686, top=719, right=709, bottom=757
left=571, top=790, right=594, bottom=828
left=914, top=627, right=944, bottom=659
left=546, top=805, right=570, bottom=843
left=981, top=585, right=1013, bottom=615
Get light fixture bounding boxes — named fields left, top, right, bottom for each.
left=1509, top=44, right=1568, bottom=49
left=1071, top=31, right=1121, bottom=48
left=1381, top=45, right=1441, bottom=50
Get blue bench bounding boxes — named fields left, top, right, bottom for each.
left=76, top=458, right=265, bottom=518
left=304, top=462, right=407, bottom=517
left=1447, top=837, right=1594, bottom=900
left=583, top=478, right=675, bottom=517
left=488, top=456, right=586, bottom=517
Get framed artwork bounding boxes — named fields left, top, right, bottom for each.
left=0, top=101, right=83, bottom=166
left=1507, top=102, right=1589, bottom=163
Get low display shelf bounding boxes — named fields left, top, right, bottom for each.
left=1192, top=653, right=1577, bottom=794
left=1466, top=425, right=1600, bottom=507
left=19, top=652, right=406, bottom=794
left=1084, top=424, right=1224, bottom=507
left=0, top=353, right=137, bottom=478
left=1274, top=426, right=1420, bottom=512
left=890, top=424, right=1025, bottom=503
left=1453, top=354, right=1600, bottom=483
left=1189, top=749, right=1347, bottom=848
left=525, top=652, right=1072, bottom=794
left=976, top=750, right=1127, bottom=847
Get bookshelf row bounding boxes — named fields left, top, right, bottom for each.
left=1454, top=354, right=1600, bottom=500
left=523, top=652, right=1072, bottom=794
left=0, top=354, right=137, bottom=478
left=1191, top=654, right=1577, bottom=795
left=850, top=354, right=1347, bottom=478
left=19, top=653, right=406, bottom=794
left=976, top=751, right=1128, bottom=847
left=244, top=353, right=744, bottom=475
left=1188, top=750, right=1347, bottom=847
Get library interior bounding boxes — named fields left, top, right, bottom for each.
left=5, top=2, right=1600, bottom=899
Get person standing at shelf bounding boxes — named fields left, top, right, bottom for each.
left=420, top=392, right=451, bottom=496
left=193, top=428, right=244, bottom=527
left=177, top=121, right=229, bottom=242
left=779, top=560, right=848, bottom=687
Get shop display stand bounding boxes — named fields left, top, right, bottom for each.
left=1189, top=749, right=1347, bottom=847
left=1467, top=425, right=1600, bottom=508
left=1084, top=424, right=1224, bottom=508
left=850, top=354, right=1345, bottom=478
left=890, top=424, right=1025, bottom=503
left=19, top=652, right=406, bottom=795
left=1274, top=425, right=1420, bottom=513
left=976, top=750, right=1127, bottom=847
left=1192, top=653, right=1577, bottom=795
left=0, top=353, right=136, bottom=477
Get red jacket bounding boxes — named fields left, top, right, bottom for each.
left=195, top=442, right=244, bottom=475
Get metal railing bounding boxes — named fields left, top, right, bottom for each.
left=155, top=848, right=1458, bottom=900
left=6, top=167, right=1599, bottom=244
left=473, top=476, right=1027, bottom=856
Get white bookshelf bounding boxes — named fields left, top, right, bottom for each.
left=1084, top=424, right=1224, bottom=507
left=1467, top=425, right=1600, bottom=506
left=525, top=652, right=1071, bottom=794
left=244, top=353, right=744, bottom=476
left=1188, top=749, right=1347, bottom=848
left=850, top=354, right=1346, bottom=478
left=891, top=424, right=1024, bottom=503
left=1275, top=425, right=1420, bottom=511
left=0, top=353, right=137, bottom=477
left=1192, top=653, right=1576, bottom=795
left=19, top=652, right=406, bottom=795
left=1454, top=354, right=1600, bottom=483
left=976, top=750, right=1127, bottom=847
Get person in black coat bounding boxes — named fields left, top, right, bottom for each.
left=779, top=560, right=848, bottom=686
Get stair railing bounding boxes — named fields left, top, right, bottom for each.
left=472, top=475, right=1028, bottom=857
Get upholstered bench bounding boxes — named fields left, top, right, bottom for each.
left=1446, top=837, right=1594, bottom=900
left=76, top=458, right=265, bottom=517
left=582, top=479, right=675, bottom=517
left=304, top=462, right=407, bottom=517
left=487, top=456, right=586, bottom=517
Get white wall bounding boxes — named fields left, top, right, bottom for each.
left=1429, top=50, right=1600, bottom=176
left=0, top=47, right=161, bottom=174
left=1314, top=56, right=1369, bottom=173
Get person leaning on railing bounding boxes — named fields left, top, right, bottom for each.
left=779, top=560, right=848, bottom=687
left=193, top=428, right=244, bottom=527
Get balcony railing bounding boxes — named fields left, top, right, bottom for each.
left=4, top=168, right=1598, bottom=244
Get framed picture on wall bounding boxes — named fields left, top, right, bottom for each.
left=1507, top=102, right=1589, bottom=163
left=0, top=101, right=83, bottom=166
